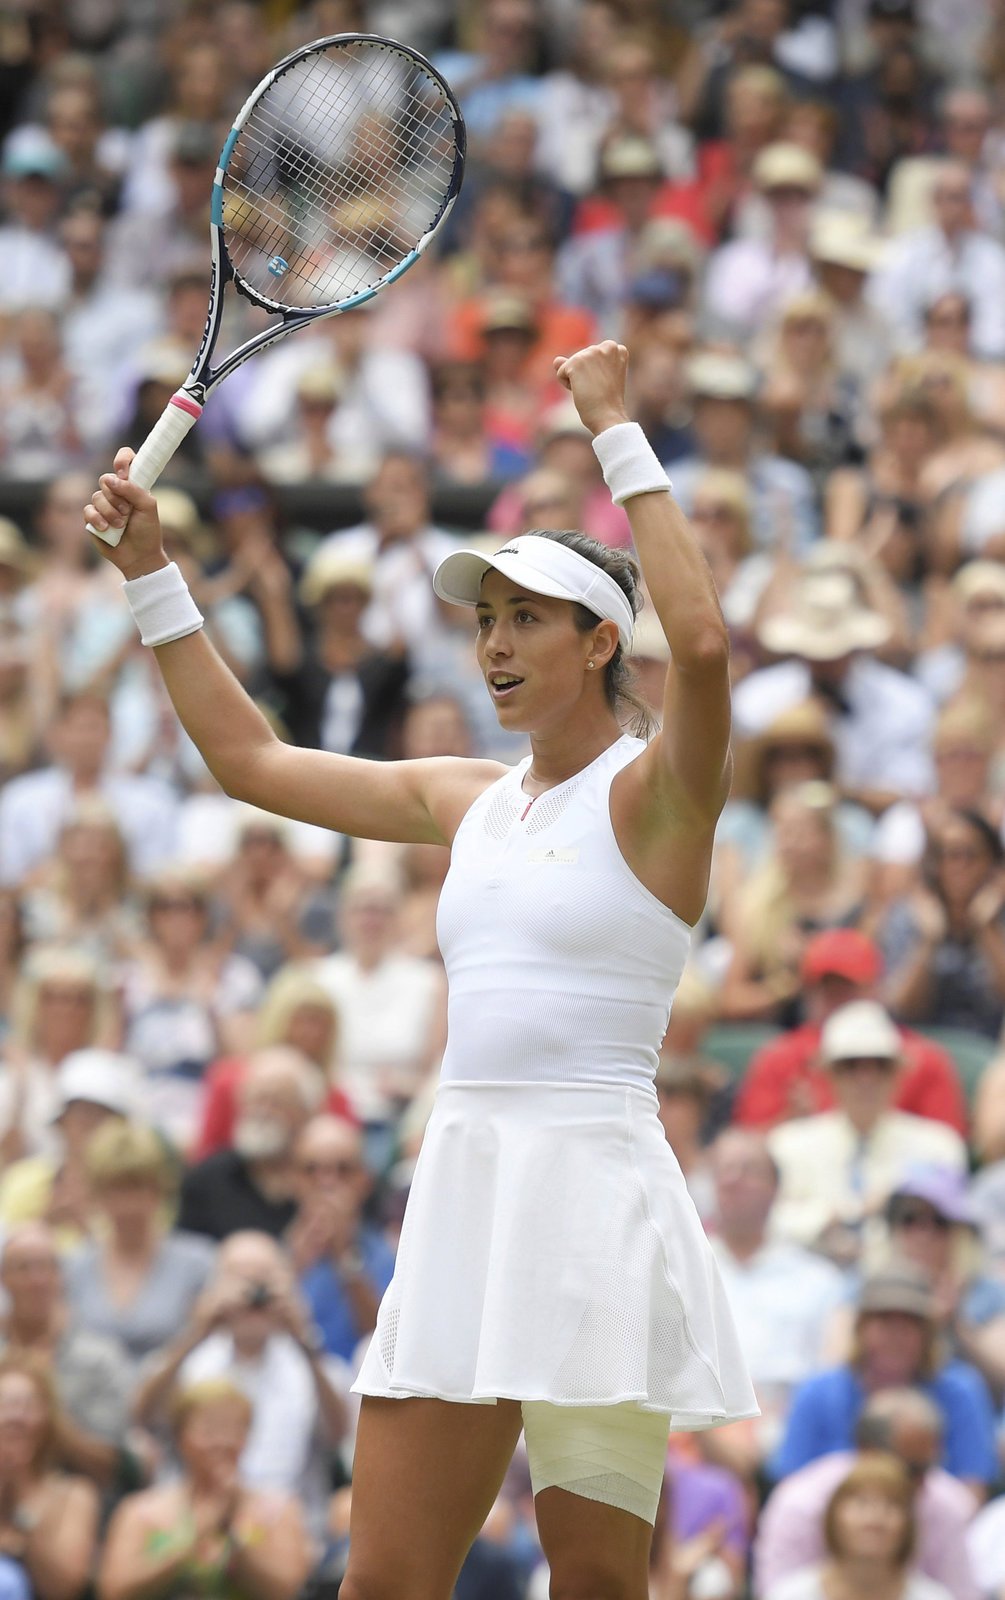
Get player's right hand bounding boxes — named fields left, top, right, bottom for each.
left=84, top=446, right=169, bottom=580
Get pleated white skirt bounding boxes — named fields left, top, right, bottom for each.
left=352, top=1080, right=759, bottom=1427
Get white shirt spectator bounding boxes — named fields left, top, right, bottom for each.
left=703, top=239, right=814, bottom=340
left=767, top=1565, right=951, bottom=1600
left=179, top=1332, right=353, bottom=1541
left=0, top=768, right=178, bottom=888
left=868, top=227, right=1005, bottom=360
left=0, top=228, right=70, bottom=312
left=959, top=466, right=1005, bottom=557
left=313, top=950, right=442, bottom=1123
left=235, top=335, right=430, bottom=464
left=967, top=1494, right=1005, bottom=1599
left=313, top=523, right=461, bottom=653
left=732, top=657, right=936, bottom=798
left=767, top=1110, right=968, bottom=1248
left=710, top=1236, right=846, bottom=1391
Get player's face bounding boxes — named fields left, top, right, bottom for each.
left=475, top=568, right=595, bottom=732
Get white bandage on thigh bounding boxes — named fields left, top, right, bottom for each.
left=122, top=562, right=204, bottom=647
left=521, top=1401, right=670, bottom=1526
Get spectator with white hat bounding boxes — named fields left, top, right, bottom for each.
left=703, top=143, right=821, bottom=341
left=767, top=999, right=967, bottom=1253
left=668, top=350, right=818, bottom=551
left=0, top=1047, right=138, bottom=1246
left=733, top=564, right=936, bottom=809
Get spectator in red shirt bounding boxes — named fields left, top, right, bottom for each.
left=733, top=929, right=967, bottom=1135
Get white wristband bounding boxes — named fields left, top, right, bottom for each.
left=591, top=421, right=671, bottom=506
left=123, top=562, right=204, bottom=648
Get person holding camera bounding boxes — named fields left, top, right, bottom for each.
left=132, top=1232, right=351, bottom=1541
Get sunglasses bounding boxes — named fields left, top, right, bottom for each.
left=831, top=1057, right=897, bottom=1075
left=299, top=1159, right=360, bottom=1178
left=890, top=1204, right=952, bottom=1232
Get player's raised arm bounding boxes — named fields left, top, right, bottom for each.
left=84, top=454, right=499, bottom=847
left=555, top=342, right=732, bottom=828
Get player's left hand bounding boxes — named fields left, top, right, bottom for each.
left=553, top=341, right=631, bottom=437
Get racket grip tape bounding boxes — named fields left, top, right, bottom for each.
left=87, top=392, right=203, bottom=547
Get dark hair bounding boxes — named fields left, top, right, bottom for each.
left=937, top=807, right=1004, bottom=864
left=526, top=528, right=655, bottom=739
left=823, top=1457, right=916, bottom=1568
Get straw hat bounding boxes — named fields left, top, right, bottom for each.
left=758, top=569, right=891, bottom=660
left=752, top=142, right=822, bottom=193
left=810, top=210, right=888, bottom=274
left=299, top=547, right=375, bottom=606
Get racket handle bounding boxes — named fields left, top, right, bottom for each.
left=87, top=392, right=203, bottom=547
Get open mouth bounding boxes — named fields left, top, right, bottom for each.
left=489, top=674, right=524, bottom=700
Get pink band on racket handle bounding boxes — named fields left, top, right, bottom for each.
left=88, top=391, right=203, bottom=547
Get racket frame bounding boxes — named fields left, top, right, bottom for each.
left=90, top=31, right=465, bottom=542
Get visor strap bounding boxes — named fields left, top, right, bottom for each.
left=592, top=422, right=671, bottom=507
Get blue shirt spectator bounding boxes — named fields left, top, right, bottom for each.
left=302, top=1225, right=396, bottom=1363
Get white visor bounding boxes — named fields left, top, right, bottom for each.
left=432, top=535, right=635, bottom=652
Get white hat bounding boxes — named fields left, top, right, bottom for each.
left=687, top=352, right=758, bottom=402
left=820, top=1000, right=901, bottom=1065
left=752, top=142, right=822, bottom=193
left=758, top=570, right=891, bottom=660
left=433, top=534, right=635, bottom=652
left=52, top=1049, right=140, bottom=1121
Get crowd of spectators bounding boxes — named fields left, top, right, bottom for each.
left=3, top=0, right=1005, bottom=1596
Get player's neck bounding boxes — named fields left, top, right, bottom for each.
left=524, top=713, right=623, bottom=796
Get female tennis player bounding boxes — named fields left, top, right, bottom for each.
left=85, top=340, right=756, bottom=1600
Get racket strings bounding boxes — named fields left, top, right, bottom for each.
left=222, top=41, right=456, bottom=309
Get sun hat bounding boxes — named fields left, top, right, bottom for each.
left=299, top=548, right=375, bottom=607
left=802, top=929, right=883, bottom=986
left=952, top=560, right=1005, bottom=606
left=820, top=999, right=901, bottom=1065
left=888, top=1165, right=976, bottom=1228
left=52, top=1049, right=140, bottom=1122
left=433, top=534, right=636, bottom=652
left=758, top=569, right=891, bottom=660
left=858, top=1261, right=934, bottom=1320
left=687, top=352, right=758, bottom=402
left=752, top=142, right=822, bottom=193
left=599, top=135, right=662, bottom=182
left=810, top=211, right=888, bottom=273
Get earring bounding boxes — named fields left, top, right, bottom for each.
left=587, top=660, right=596, bottom=670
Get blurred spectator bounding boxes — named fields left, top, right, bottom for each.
left=0, top=948, right=117, bottom=1164
left=770, top=1262, right=998, bottom=1492
left=100, top=1379, right=311, bottom=1600
left=436, top=0, right=542, bottom=147
left=757, top=290, right=860, bottom=479
left=270, top=547, right=410, bottom=761
left=255, top=365, right=369, bottom=486
left=0, top=692, right=178, bottom=888
left=178, top=1049, right=322, bottom=1243
left=0, top=891, right=25, bottom=1039
left=106, top=121, right=216, bottom=291
left=767, top=1001, right=967, bottom=1254
left=709, top=1128, right=846, bottom=1450
left=117, top=872, right=263, bottom=1146
left=719, top=782, right=868, bottom=1023
left=0, top=1048, right=137, bottom=1244
left=755, top=1389, right=979, bottom=1600
left=966, top=1488, right=1005, bottom=1600
left=0, top=1353, right=99, bottom=1600
left=488, top=400, right=633, bottom=547
left=0, top=309, right=84, bottom=480
left=668, top=351, right=818, bottom=552
left=21, top=800, right=140, bottom=964
left=734, top=929, right=968, bottom=1134
left=703, top=143, right=819, bottom=341
left=763, top=1455, right=953, bottom=1600
left=429, top=361, right=532, bottom=486
left=213, top=810, right=333, bottom=979
left=653, top=1053, right=717, bottom=1223
left=313, top=866, right=446, bottom=1164
left=734, top=566, right=936, bottom=808
left=809, top=212, right=892, bottom=392
left=0, top=137, right=71, bottom=313
left=878, top=1167, right=1005, bottom=1396
left=870, top=162, right=1005, bottom=360
left=118, top=42, right=230, bottom=220
left=195, top=965, right=355, bottom=1163
left=880, top=808, right=1005, bottom=1037
left=133, top=1231, right=350, bottom=1539
left=65, top=1121, right=215, bottom=1363
left=312, top=453, right=459, bottom=655
left=0, top=1226, right=133, bottom=1491
left=287, top=1115, right=396, bottom=1364
left=533, top=1, right=621, bottom=195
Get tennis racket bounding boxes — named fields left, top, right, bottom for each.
left=88, top=32, right=465, bottom=545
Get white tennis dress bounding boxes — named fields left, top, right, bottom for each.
left=352, top=734, right=758, bottom=1425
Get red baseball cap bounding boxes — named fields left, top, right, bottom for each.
left=801, top=929, right=883, bottom=986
